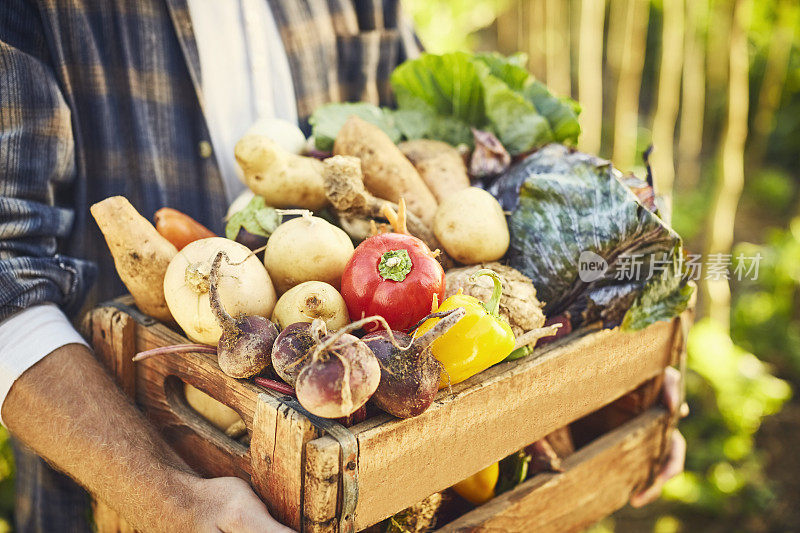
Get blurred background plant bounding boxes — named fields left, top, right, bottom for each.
left=404, top=0, right=800, bottom=531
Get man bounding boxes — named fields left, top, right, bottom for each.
left=0, top=1, right=682, bottom=531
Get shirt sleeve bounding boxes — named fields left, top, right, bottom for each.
left=0, top=304, right=89, bottom=426
left=1, top=4, right=96, bottom=323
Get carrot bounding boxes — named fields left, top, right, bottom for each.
left=154, top=207, right=216, bottom=250
left=90, top=196, right=177, bottom=323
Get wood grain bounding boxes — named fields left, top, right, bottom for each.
left=436, top=408, right=671, bottom=532
left=251, top=394, right=323, bottom=530
left=309, top=317, right=679, bottom=530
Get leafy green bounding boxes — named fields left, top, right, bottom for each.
left=489, top=144, right=692, bottom=330
left=310, top=52, right=580, bottom=153
left=225, top=196, right=280, bottom=240
left=308, top=102, right=401, bottom=151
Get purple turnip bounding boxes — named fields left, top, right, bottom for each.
left=271, top=322, right=318, bottom=386
left=294, top=316, right=389, bottom=419
left=362, top=307, right=466, bottom=418
left=208, top=251, right=279, bottom=378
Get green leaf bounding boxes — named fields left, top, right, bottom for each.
left=309, top=102, right=401, bottom=151
left=225, top=196, right=280, bottom=240
left=481, top=73, right=553, bottom=154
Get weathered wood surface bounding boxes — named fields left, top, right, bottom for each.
left=252, top=394, right=323, bottom=530
left=309, top=317, right=680, bottom=530
left=87, top=301, right=684, bottom=532
left=436, top=408, right=671, bottom=532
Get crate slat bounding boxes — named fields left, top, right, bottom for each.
left=436, top=407, right=671, bottom=532
left=308, top=318, right=679, bottom=530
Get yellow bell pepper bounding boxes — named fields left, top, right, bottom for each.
left=415, top=269, right=515, bottom=388
left=452, top=462, right=499, bottom=505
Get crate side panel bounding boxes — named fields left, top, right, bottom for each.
left=436, top=408, right=670, bottom=532
left=351, top=319, right=676, bottom=529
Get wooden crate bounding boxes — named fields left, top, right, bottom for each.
left=84, top=298, right=689, bottom=532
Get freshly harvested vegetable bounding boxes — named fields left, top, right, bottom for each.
left=469, top=128, right=511, bottom=178
left=271, top=322, right=317, bottom=386
left=398, top=139, right=470, bottom=202
left=244, top=116, right=307, bottom=155
left=294, top=317, right=385, bottom=418
left=263, top=211, right=354, bottom=293
left=208, top=252, right=279, bottom=378
left=415, top=269, right=515, bottom=387
left=163, top=237, right=276, bottom=345
left=310, top=102, right=402, bottom=152
left=225, top=195, right=280, bottom=251
left=340, top=202, right=446, bottom=332
left=322, top=156, right=444, bottom=254
left=154, top=207, right=216, bottom=250
left=90, top=196, right=177, bottom=323
left=226, top=189, right=256, bottom=218
left=333, top=116, right=438, bottom=226
left=445, top=263, right=545, bottom=337
left=235, top=134, right=328, bottom=210
left=184, top=383, right=243, bottom=432
left=383, top=493, right=442, bottom=533
left=495, top=450, right=531, bottom=495
left=452, top=462, right=499, bottom=505
left=362, top=307, right=466, bottom=418
left=271, top=281, right=349, bottom=331
left=488, top=144, right=692, bottom=330
left=433, top=187, right=509, bottom=264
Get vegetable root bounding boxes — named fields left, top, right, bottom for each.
left=133, top=344, right=217, bottom=361
left=90, top=196, right=177, bottom=323
left=333, top=117, right=438, bottom=226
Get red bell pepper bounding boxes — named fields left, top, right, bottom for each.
left=340, top=202, right=445, bottom=332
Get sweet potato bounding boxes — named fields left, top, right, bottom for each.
left=333, top=117, right=438, bottom=226
left=91, top=196, right=177, bottom=323
left=398, top=139, right=470, bottom=202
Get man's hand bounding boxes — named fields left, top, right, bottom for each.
left=192, top=477, right=294, bottom=533
left=629, top=367, right=688, bottom=507
left=2, top=343, right=295, bottom=532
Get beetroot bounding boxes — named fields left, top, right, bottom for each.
left=294, top=316, right=387, bottom=419
left=209, top=252, right=279, bottom=378
left=362, top=307, right=465, bottom=418
left=271, top=322, right=318, bottom=386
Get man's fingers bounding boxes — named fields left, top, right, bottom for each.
left=679, top=402, right=690, bottom=418
left=629, top=431, right=686, bottom=508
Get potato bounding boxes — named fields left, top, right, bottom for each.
left=183, top=383, right=243, bottom=432
left=264, top=214, right=355, bottom=294
left=272, top=281, right=349, bottom=331
left=399, top=139, right=470, bottom=203
left=333, top=117, right=438, bottom=226
left=433, top=187, right=509, bottom=264
left=235, top=134, right=328, bottom=210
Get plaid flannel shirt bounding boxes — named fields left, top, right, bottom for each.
left=0, top=0, right=419, bottom=323
left=1, top=2, right=419, bottom=530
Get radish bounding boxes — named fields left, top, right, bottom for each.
left=208, top=252, right=279, bottom=378
left=362, top=307, right=466, bottom=418
left=271, top=322, right=318, bottom=386
left=292, top=316, right=390, bottom=419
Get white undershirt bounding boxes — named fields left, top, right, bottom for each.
left=0, top=0, right=296, bottom=425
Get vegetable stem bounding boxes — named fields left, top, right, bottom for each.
left=470, top=268, right=504, bottom=316
left=513, top=324, right=562, bottom=351
left=413, top=307, right=466, bottom=352
left=209, top=251, right=236, bottom=330
left=133, top=344, right=217, bottom=361
left=253, top=377, right=296, bottom=396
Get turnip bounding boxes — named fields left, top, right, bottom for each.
left=271, top=322, right=318, bottom=386
left=163, top=237, right=276, bottom=345
left=292, top=316, right=390, bottom=419
left=208, top=252, right=279, bottom=378
left=362, top=307, right=466, bottom=418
